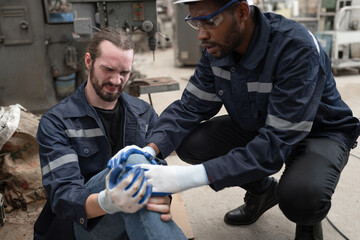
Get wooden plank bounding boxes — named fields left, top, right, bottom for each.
left=171, top=193, right=195, bottom=240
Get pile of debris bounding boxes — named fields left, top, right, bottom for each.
left=0, top=104, right=47, bottom=227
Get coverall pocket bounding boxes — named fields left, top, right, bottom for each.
left=72, top=139, right=101, bottom=158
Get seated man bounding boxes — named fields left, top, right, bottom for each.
left=34, top=27, right=186, bottom=240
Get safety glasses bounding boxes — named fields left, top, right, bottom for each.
left=185, top=0, right=240, bottom=30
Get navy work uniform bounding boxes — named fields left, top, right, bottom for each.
left=146, top=6, right=360, bottom=224
left=34, top=81, right=158, bottom=240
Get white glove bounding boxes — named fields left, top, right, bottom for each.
left=137, top=164, right=209, bottom=195
left=107, top=145, right=156, bottom=169
left=98, top=165, right=152, bottom=214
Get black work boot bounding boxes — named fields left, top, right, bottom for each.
left=295, top=222, right=323, bottom=240
left=224, top=179, right=278, bottom=225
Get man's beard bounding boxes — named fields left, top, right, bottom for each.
left=209, top=19, right=244, bottom=59
left=89, top=64, right=122, bottom=102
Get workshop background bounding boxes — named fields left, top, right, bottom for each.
left=0, top=0, right=359, bottom=239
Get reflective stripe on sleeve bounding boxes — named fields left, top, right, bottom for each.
left=42, top=153, right=78, bottom=176
left=308, top=30, right=320, bottom=54
left=266, top=114, right=313, bottom=132
left=247, top=82, right=273, bottom=93
left=211, top=66, right=231, bottom=80
left=186, top=81, right=222, bottom=102
left=65, top=128, right=104, bottom=138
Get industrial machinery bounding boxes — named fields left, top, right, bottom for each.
left=0, top=0, right=173, bottom=112
left=173, top=2, right=202, bottom=67
left=316, top=0, right=360, bottom=74
left=0, top=0, right=87, bottom=112
left=68, top=0, right=159, bottom=60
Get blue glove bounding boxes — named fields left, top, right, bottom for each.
left=107, top=145, right=156, bottom=169
left=98, top=165, right=152, bottom=214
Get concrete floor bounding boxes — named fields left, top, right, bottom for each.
left=135, top=48, right=360, bottom=240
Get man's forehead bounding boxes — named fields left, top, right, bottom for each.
left=95, top=47, right=133, bottom=70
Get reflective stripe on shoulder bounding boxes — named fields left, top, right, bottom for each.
left=42, top=153, right=78, bottom=176
left=186, top=81, right=221, bottom=102
left=211, top=66, right=231, bottom=80
left=308, top=30, right=320, bottom=55
left=65, top=128, right=104, bottom=138
left=266, top=114, right=313, bottom=132
left=247, top=82, right=273, bottom=93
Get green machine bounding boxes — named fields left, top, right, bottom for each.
left=0, top=0, right=159, bottom=113
left=0, top=0, right=88, bottom=112
left=68, top=0, right=158, bottom=57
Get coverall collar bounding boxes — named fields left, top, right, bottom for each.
left=63, top=81, right=150, bottom=119
left=63, top=81, right=93, bottom=118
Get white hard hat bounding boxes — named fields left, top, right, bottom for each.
left=173, top=0, right=202, bottom=4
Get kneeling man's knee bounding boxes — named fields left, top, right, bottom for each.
left=277, top=181, right=330, bottom=225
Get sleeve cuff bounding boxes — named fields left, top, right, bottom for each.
left=74, top=191, right=91, bottom=228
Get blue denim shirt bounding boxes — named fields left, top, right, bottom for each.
left=34, top=81, right=158, bottom=240
left=146, top=7, right=360, bottom=191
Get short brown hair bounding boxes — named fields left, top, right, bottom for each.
left=86, top=27, right=135, bottom=62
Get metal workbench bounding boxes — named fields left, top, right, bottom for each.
left=127, top=77, right=180, bottom=106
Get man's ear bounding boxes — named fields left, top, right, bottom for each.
left=84, top=52, right=92, bottom=70
left=234, top=1, right=250, bottom=22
